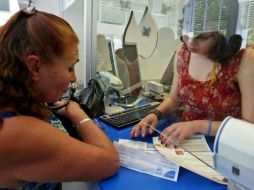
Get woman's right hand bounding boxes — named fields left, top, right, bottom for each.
left=130, top=113, right=159, bottom=138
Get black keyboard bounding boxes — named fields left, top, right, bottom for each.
left=99, top=102, right=160, bottom=129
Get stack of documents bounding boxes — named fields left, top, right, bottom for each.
left=153, top=135, right=227, bottom=184
left=114, top=139, right=180, bottom=181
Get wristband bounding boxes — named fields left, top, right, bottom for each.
left=148, top=109, right=162, bottom=120
left=205, top=119, right=212, bottom=136
left=76, top=118, right=92, bottom=129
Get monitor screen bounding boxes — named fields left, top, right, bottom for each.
left=107, top=40, right=117, bottom=75
left=160, top=51, right=176, bottom=86
left=96, top=35, right=114, bottom=73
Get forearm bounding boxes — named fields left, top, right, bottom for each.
left=76, top=120, right=120, bottom=171
left=77, top=120, right=115, bottom=150
left=194, top=120, right=222, bottom=136
left=156, top=95, right=180, bottom=118
left=64, top=106, right=115, bottom=150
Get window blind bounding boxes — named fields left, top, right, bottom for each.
left=183, top=0, right=237, bottom=37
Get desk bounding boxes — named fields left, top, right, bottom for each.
left=92, top=117, right=227, bottom=190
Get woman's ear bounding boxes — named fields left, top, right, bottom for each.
left=25, top=55, right=41, bottom=80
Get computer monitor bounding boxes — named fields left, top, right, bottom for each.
left=160, top=51, right=176, bottom=86
left=114, top=42, right=143, bottom=107
left=96, top=35, right=114, bottom=73
left=107, top=39, right=117, bottom=75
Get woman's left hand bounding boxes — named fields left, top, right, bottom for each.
left=55, top=100, right=89, bottom=124
left=159, top=121, right=199, bottom=146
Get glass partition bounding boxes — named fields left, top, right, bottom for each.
left=94, top=0, right=254, bottom=95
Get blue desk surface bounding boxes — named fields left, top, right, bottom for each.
left=93, top=117, right=227, bottom=190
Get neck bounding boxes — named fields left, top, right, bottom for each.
left=191, top=52, right=210, bottom=60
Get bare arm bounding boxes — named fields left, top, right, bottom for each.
left=131, top=49, right=181, bottom=137
left=0, top=102, right=120, bottom=187
left=156, top=51, right=181, bottom=117
left=238, top=47, right=254, bottom=123
left=159, top=120, right=222, bottom=146
left=57, top=101, right=118, bottom=149
left=160, top=47, right=254, bottom=146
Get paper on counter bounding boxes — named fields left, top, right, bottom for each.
left=118, top=139, right=157, bottom=152
left=153, top=135, right=227, bottom=185
left=114, top=139, right=180, bottom=181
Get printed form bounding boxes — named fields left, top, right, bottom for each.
left=114, top=139, right=180, bottom=181
left=153, top=135, right=227, bottom=184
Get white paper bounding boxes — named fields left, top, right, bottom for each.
left=153, top=135, right=227, bottom=184
left=118, top=139, right=157, bottom=152
left=114, top=139, right=179, bottom=181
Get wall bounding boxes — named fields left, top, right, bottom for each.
left=32, top=0, right=61, bottom=16
left=97, top=22, right=125, bottom=39
left=61, top=0, right=85, bottom=83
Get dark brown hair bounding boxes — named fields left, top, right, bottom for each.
left=181, top=31, right=241, bottom=65
left=0, top=9, right=79, bottom=125
left=209, top=32, right=242, bottom=65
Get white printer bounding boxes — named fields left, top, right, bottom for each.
left=213, top=116, right=254, bottom=190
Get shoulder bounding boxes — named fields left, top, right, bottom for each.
left=2, top=115, right=50, bottom=130
left=0, top=115, right=78, bottom=162
left=175, top=44, right=190, bottom=71
left=239, top=47, right=254, bottom=72
left=242, top=47, right=254, bottom=62
left=0, top=115, right=82, bottom=184
left=237, top=47, right=254, bottom=82
left=0, top=115, right=68, bottom=147
left=176, top=44, right=190, bottom=61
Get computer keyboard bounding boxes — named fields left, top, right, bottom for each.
left=99, top=102, right=160, bottom=129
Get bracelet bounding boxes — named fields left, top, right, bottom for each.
left=205, top=119, right=212, bottom=136
left=76, top=118, right=92, bottom=129
left=148, top=109, right=162, bottom=120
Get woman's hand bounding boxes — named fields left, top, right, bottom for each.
left=159, top=121, right=199, bottom=146
left=55, top=100, right=89, bottom=125
left=130, top=113, right=159, bottom=138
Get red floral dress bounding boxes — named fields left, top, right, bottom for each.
left=177, top=45, right=245, bottom=121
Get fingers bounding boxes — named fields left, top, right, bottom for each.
left=130, top=115, right=156, bottom=138
left=141, top=122, right=148, bottom=137
left=149, top=120, right=156, bottom=134
left=159, top=127, right=176, bottom=145
left=130, top=122, right=140, bottom=138
left=159, top=125, right=184, bottom=146
left=130, top=121, right=148, bottom=138
left=131, top=120, right=195, bottom=147
left=130, top=117, right=156, bottom=138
